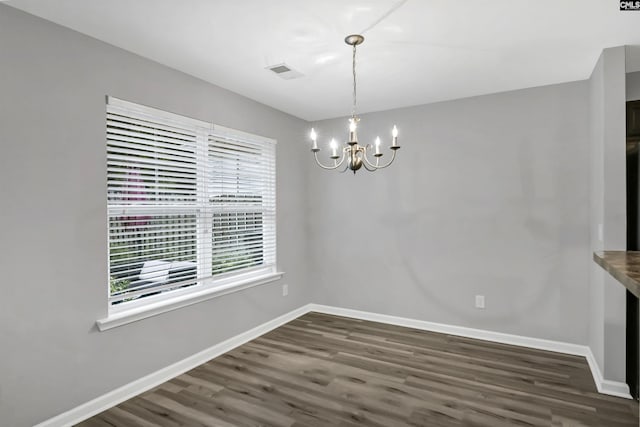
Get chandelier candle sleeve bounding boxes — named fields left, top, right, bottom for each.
left=392, top=125, right=398, bottom=147
left=330, top=139, right=338, bottom=158
left=310, top=128, right=318, bottom=151
left=349, top=119, right=357, bottom=144
left=375, top=137, right=382, bottom=156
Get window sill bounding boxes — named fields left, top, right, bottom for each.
left=96, top=271, right=284, bottom=331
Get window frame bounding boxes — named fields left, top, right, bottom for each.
left=98, top=97, right=281, bottom=331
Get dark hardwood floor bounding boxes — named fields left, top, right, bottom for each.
left=78, top=312, right=639, bottom=426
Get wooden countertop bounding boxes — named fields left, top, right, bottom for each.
left=593, top=251, right=640, bottom=298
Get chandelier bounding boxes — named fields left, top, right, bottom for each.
left=310, top=34, right=401, bottom=174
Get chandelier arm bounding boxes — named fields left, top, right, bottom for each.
left=362, top=160, right=378, bottom=172
left=372, top=149, right=398, bottom=169
left=313, top=150, right=347, bottom=170
left=362, top=147, right=398, bottom=170
left=360, top=148, right=378, bottom=172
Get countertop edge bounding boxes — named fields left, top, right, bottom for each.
left=593, top=251, right=640, bottom=299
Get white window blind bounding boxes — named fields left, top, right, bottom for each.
left=106, top=98, right=276, bottom=306
left=207, top=134, right=276, bottom=277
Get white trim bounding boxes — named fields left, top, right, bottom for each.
left=602, top=379, right=632, bottom=398
left=212, top=124, right=276, bottom=145
left=584, top=348, right=632, bottom=398
left=37, top=304, right=312, bottom=427
left=308, top=304, right=587, bottom=355
left=307, top=304, right=633, bottom=400
left=107, top=96, right=211, bottom=130
left=41, top=303, right=631, bottom=426
left=97, top=271, right=284, bottom=331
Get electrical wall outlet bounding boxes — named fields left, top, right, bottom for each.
left=475, top=295, right=485, bottom=309
left=282, top=284, right=288, bottom=297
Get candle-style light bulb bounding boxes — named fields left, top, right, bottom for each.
left=392, top=125, right=398, bottom=147
left=310, top=128, right=318, bottom=150
left=330, top=138, right=338, bottom=158
left=349, top=118, right=358, bottom=143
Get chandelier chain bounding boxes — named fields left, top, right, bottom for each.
left=352, top=43, right=357, bottom=119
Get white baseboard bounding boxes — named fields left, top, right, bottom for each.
left=36, top=302, right=631, bottom=426
left=34, top=304, right=313, bottom=427
left=307, top=304, right=632, bottom=400
left=584, top=348, right=632, bottom=399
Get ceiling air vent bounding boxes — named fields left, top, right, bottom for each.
left=266, top=63, right=304, bottom=80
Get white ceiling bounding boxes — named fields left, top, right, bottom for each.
left=6, top=0, right=640, bottom=121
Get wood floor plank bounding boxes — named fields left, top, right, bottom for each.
left=94, top=406, right=160, bottom=427
left=77, top=312, right=639, bottom=426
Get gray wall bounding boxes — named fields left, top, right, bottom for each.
left=588, top=46, right=627, bottom=382
left=308, top=81, right=592, bottom=345
left=629, top=71, right=640, bottom=101
left=0, top=6, right=309, bottom=427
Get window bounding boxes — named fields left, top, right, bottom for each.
left=106, top=97, right=277, bottom=312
